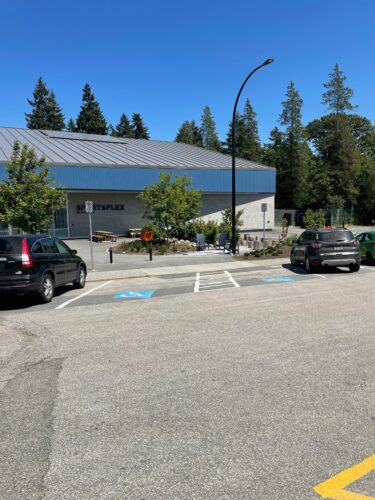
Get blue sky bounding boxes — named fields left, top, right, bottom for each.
left=0, top=0, right=374, bottom=143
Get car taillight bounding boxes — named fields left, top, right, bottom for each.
left=353, top=239, right=359, bottom=248
left=312, top=242, right=322, bottom=249
left=21, top=238, right=33, bottom=269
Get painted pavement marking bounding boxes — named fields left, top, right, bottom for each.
left=113, top=289, right=155, bottom=299
left=194, top=270, right=240, bottom=293
left=55, top=281, right=113, bottom=310
left=314, top=454, right=375, bottom=499
left=361, top=266, right=375, bottom=271
left=261, top=276, right=295, bottom=283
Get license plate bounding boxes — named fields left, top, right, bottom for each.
left=334, top=246, right=344, bottom=251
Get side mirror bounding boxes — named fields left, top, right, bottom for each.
left=71, top=249, right=78, bottom=255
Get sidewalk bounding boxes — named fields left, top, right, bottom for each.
left=86, top=257, right=290, bottom=282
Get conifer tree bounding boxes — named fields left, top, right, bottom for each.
left=75, top=83, right=107, bottom=135
left=200, top=106, right=221, bottom=151
left=241, top=99, right=262, bottom=161
left=225, top=112, right=245, bottom=156
left=131, top=113, right=149, bottom=139
left=175, top=120, right=202, bottom=146
left=113, top=113, right=134, bottom=138
left=322, top=64, right=357, bottom=114
left=277, top=81, right=310, bottom=209
left=66, top=118, right=76, bottom=132
left=25, top=77, right=65, bottom=130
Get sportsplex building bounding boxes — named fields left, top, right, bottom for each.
left=0, top=127, right=276, bottom=238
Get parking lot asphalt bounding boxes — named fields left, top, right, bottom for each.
left=0, top=262, right=375, bottom=499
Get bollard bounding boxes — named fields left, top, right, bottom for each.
left=109, top=246, right=113, bottom=264
left=149, top=245, right=153, bottom=261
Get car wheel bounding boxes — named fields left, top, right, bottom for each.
left=366, top=251, right=374, bottom=265
left=305, top=255, right=314, bottom=273
left=38, top=274, right=54, bottom=303
left=290, top=251, right=297, bottom=266
left=349, top=263, right=360, bottom=273
left=73, top=266, right=86, bottom=289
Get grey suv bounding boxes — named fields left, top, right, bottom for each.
left=290, top=228, right=360, bottom=273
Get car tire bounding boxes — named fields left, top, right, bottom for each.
left=290, top=251, right=297, bottom=266
left=305, top=255, right=314, bottom=273
left=366, top=251, right=374, bottom=265
left=73, top=266, right=86, bottom=289
left=38, top=273, right=54, bottom=303
left=349, top=263, right=360, bottom=273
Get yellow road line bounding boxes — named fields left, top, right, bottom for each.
left=314, top=454, right=375, bottom=499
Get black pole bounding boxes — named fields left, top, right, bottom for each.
left=109, top=246, right=113, bottom=264
left=231, top=58, right=274, bottom=254
left=149, top=244, right=153, bottom=261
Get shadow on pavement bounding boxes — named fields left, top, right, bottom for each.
left=282, top=263, right=350, bottom=275
left=0, top=285, right=73, bottom=311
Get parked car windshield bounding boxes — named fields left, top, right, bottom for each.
left=318, top=230, right=354, bottom=242
left=0, top=237, right=22, bottom=254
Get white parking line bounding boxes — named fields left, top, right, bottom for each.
left=224, top=270, right=240, bottom=287
left=55, top=281, right=113, bottom=310
left=313, top=274, right=327, bottom=279
left=361, top=265, right=375, bottom=271
left=194, top=273, right=200, bottom=293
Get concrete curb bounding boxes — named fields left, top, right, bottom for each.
left=86, top=257, right=290, bottom=282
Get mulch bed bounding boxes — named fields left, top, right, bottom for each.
left=235, top=246, right=291, bottom=261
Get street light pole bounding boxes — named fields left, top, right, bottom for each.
left=231, top=58, right=274, bottom=254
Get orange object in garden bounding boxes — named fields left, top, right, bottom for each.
left=141, top=230, right=153, bottom=241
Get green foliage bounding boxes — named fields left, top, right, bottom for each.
left=268, top=81, right=310, bottom=210
left=0, top=142, right=64, bottom=233
left=25, top=77, right=65, bottom=130
left=322, top=64, right=357, bottom=114
left=76, top=83, right=107, bottom=135
left=112, top=113, right=134, bottom=138
left=131, top=113, right=149, bottom=139
left=225, top=99, right=261, bottom=161
left=307, top=114, right=362, bottom=206
left=303, top=209, right=326, bottom=228
left=175, top=120, right=203, bottom=146
left=200, top=106, right=221, bottom=151
left=219, top=208, right=244, bottom=241
left=66, top=118, right=76, bottom=132
left=139, top=172, right=202, bottom=239
left=285, top=235, right=298, bottom=246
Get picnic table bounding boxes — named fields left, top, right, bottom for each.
left=92, top=230, right=117, bottom=243
left=128, top=228, right=142, bottom=238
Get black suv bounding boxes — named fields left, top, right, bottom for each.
left=0, top=235, right=87, bottom=303
left=290, top=228, right=360, bottom=273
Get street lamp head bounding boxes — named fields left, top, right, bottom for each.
left=263, top=58, right=274, bottom=66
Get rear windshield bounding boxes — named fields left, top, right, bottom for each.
left=318, top=231, right=354, bottom=242
left=0, top=237, right=22, bottom=254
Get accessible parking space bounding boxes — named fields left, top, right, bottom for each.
left=1, top=262, right=374, bottom=313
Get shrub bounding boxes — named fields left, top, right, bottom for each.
left=303, top=209, right=326, bottom=229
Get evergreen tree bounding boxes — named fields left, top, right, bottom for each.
left=277, top=81, right=310, bottom=209
left=225, top=100, right=261, bottom=161
left=307, top=114, right=363, bottom=206
left=241, top=99, right=262, bottom=161
left=75, top=83, right=107, bottom=135
left=25, top=77, right=65, bottom=130
left=225, top=112, right=246, bottom=156
left=113, top=113, right=134, bottom=138
left=322, top=64, right=357, bottom=114
left=66, top=118, right=76, bottom=132
left=200, top=106, right=221, bottom=151
left=131, top=113, right=149, bottom=139
left=175, top=120, right=202, bottom=146
left=46, top=92, right=65, bottom=130
left=176, top=121, right=194, bottom=144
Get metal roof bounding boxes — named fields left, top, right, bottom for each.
left=0, top=127, right=274, bottom=171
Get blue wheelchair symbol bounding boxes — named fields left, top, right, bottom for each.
left=261, top=277, right=295, bottom=283
left=113, top=289, right=155, bottom=299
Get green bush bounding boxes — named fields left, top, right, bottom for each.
left=285, top=235, right=298, bottom=246
left=303, top=209, right=326, bottom=229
